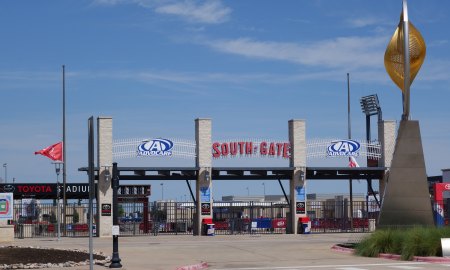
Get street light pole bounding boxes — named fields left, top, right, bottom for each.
left=160, top=183, right=164, bottom=201
left=262, top=183, right=266, bottom=197
left=3, top=163, right=7, bottom=183
left=62, top=65, right=67, bottom=237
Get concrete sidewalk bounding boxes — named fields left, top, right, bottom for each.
left=8, top=233, right=437, bottom=270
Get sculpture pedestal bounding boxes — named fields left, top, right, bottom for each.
left=378, top=120, right=434, bottom=228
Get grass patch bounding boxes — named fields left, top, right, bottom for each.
left=355, top=227, right=450, bottom=260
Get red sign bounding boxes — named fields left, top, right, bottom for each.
left=17, top=185, right=53, bottom=194
left=212, top=141, right=290, bottom=159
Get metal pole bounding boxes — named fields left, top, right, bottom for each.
left=3, top=163, right=6, bottom=183
left=62, top=65, right=67, bottom=236
left=56, top=167, right=61, bottom=241
left=88, top=116, right=95, bottom=270
left=402, top=0, right=411, bottom=120
left=110, top=162, right=122, bottom=268
left=160, top=183, right=164, bottom=201
left=366, top=114, right=371, bottom=219
left=347, top=73, right=354, bottom=231
left=347, top=73, right=351, bottom=139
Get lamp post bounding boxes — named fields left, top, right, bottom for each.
left=360, top=94, right=382, bottom=213
left=110, top=162, right=122, bottom=268
left=53, top=162, right=62, bottom=241
left=246, top=187, right=249, bottom=196
left=3, top=163, right=7, bottom=183
left=262, top=183, right=266, bottom=197
left=160, top=183, right=164, bottom=201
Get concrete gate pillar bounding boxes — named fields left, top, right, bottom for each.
left=195, top=118, right=213, bottom=236
left=97, top=116, right=113, bottom=237
left=378, top=120, right=396, bottom=201
left=288, top=120, right=306, bottom=234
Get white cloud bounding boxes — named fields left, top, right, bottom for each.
left=202, top=36, right=387, bottom=69
left=93, top=0, right=231, bottom=24
left=155, top=0, right=231, bottom=24
left=346, top=17, right=386, bottom=28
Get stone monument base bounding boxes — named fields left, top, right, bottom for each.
left=378, top=120, right=434, bottom=227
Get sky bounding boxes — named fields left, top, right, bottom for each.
left=1, top=0, right=449, bottom=201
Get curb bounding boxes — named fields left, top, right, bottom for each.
left=331, top=245, right=450, bottom=263
left=175, top=262, right=208, bottom=270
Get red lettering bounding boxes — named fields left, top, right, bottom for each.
left=260, top=142, right=267, bottom=155
left=245, top=142, right=253, bottom=155
left=276, top=143, right=283, bottom=156
left=283, top=143, right=290, bottom=158
left=268, top=143, right=275, bottom=155
left=238, top=142, right=245, bottom=155
left=212, top=142, right=221, bottom=158
left=221, top=143, right=229, bottom=156
left=229, top=142, right=238, bottom=155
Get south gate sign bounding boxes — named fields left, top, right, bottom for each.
left=212, top=141, right=290, bottom=159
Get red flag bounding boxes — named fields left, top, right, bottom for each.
left=348, top=156, right=360, bottom=168
left=34, top=142, right=63, bottom=161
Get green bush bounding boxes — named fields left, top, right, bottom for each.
left=355, top=226, right=450, bottom=260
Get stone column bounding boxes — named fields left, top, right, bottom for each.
left=97, top=117, right=113, bottom=237
left=378, top=120, right=396, bottom=200
left=288, top=119, right=306, bottom=234
left=195, top=118, right=213, bottom=235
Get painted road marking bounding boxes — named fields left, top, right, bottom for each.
left=336, top=268, right=367, bottom=270
left=388, top=266, right=424, bottom=269
left=212, top=262, right=427, bottom=270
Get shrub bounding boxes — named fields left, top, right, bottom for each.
left=356, top=229, right=404, bottom=257
left=356, top=226, right=450, bottom=260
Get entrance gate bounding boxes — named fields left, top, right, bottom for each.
left=79, top=117, right=392, bottom=237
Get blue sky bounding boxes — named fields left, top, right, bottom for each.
left=1, top=0, right=449, bottom=201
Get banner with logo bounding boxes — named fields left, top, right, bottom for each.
left=0, top=193, right=13, bottom=220
left=200, top=187, right=210, bottom=202
left=201, top=203, right=211, bottom=215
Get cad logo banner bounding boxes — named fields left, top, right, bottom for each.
left=327, top=140, right=360, bottom=157
left=137, top=138, right=174, bottom=156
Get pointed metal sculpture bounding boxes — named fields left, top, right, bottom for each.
left=378, top=0, right=434, bottom=228
left=384, top=0, right=426, bottom=120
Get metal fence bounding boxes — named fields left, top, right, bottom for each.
left=19, top=199, right=450, bottom=238
left=11, top=201, right=96, bottom=238
left=118, top=201, right=195, bottom=236
left=213, top=202, right=288, bottom=235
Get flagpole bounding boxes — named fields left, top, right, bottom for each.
left=62, top=65, right=67, bottom=236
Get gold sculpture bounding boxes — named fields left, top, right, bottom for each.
left=384, top=0, right=426, bottom=120
left=384, top=21, right=426, bottom=92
